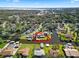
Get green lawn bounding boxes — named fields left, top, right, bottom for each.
left=43, top=44, right=53, bottom=58
left=44, top=44, right=65, bottom=58
left=0, top=43, right=7, bottom=48
left=20, top=44, right=54, bottom=58
left=61, top=35, right=67, bottom=41
left=58, top=45, right=65, bottom=58
left=13, top=44, right=65, bottom=58
left=14, top=44, right=40, bottom=58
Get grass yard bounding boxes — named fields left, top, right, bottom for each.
left=20, top=44, right=34, bottom=58
left=19, top=44, right=53, bottom=58
left=0, top=43, right=7, bottom=48
left=61, top=36, right=68, bottom=41
left=58, top=45, right=65, bottom=58
left=14, top=44, right=40, bottom=58
left=44, top=44, right=65, bottom=58
left=43, top=44, right=52, bottom=58
left=13, top=43, right=65, bottom=58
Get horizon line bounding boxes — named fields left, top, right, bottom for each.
left=0, top=6, right=79, bottom=8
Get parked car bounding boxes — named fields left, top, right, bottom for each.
left=14, top=44, right=19, bottom=48
left=6, top=40, right=11, bottom=43
left=40, top=43, right=44, bottom=48
left=16, top=41, right=19, bottom=44
left=9, top=41, right=15, bottom=44
left=46, top=43, right=50, bottom=47
left=65, top=43, right=74, bottom=49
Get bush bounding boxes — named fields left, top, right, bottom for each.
left=0, top=38, right=3, bottom=44
left=52, top=44, right=59, bottom=50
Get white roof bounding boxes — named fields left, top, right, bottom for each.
left=34, top=49, right=45, bottom=56
left=64, top=48, right=79, bottom=57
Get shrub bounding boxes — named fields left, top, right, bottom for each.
left=0, top=38, right=3, bottom=44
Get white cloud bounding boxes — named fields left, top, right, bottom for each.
left=6, top=0, right=20, bottom=3
left=70, top=0, right=79, bottom=3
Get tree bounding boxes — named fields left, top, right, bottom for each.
left=52, top=44, right=59, bottom=50
left=0, top=37, right=3, bottom=44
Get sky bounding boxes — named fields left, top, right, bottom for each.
left=0, top=0, right=79, bottom=8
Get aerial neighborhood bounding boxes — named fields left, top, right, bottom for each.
left=0, top=8, right=79, bottom=58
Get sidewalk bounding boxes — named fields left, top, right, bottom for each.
left=12, top=43, right=21, bottom=55
left=2, top=43, right=9, bottom=51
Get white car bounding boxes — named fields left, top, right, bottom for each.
left=65, top=43, right=74, bottom=49
left=40, top=43, right=44, bottom=48
left=46, top=44, right=50, bottom=47
left=6, top=40, right=10, bottom=43
left=9, top=41, right=15, bottom=44
left=16, top=41, right=19, bottom=44
left=27, top=37, right=32, bottom=41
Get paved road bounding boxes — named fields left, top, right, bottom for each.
left=26, top=23, right=43, bottom=36
left=51, top=30, right=60, bottom=44
left=6, top=43, right=19, bottom=55
left=51, top=30, right=75, bottom=45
